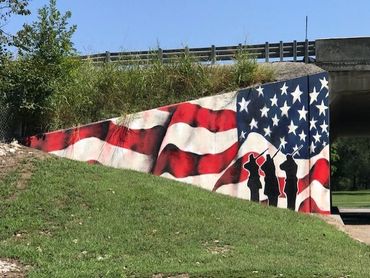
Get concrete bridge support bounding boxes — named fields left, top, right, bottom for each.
left=316, top=37, right=370, bottom=138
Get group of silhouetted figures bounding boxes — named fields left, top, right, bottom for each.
left=243, top=150, right=298, bottom=210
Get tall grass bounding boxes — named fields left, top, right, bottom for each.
left=48, top=50, right=274, bottom=130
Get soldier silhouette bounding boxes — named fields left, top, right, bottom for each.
left=261, top=153, right=280, bottom=207
left=244, top=153, right=262, bottom=202
left=280, top=154, right=298, bottom=210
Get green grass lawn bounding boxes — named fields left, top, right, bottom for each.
left=332, top=190, right=370, bottom=208
left=2, top=157, right=370, bottom=277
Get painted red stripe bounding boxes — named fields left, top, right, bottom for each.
left=87, top=160, right=102, bottom=165
left=168, top=103, right=236, bottom=132
left=26, top=120, right=166, bottom=156
left=104, top=122, right=165, bottom=155
left=310, top=159, right=330, bottom=187
left=26, top=121, right=110, bottom=153
left=298, top=197, right=330, bottom=214
left=278, top=177, right=287, bottom=198
left=153, top=142, right=239, bottom=178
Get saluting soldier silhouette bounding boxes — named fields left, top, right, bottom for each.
left=280, top=151, right=299, bottom=210
left=244, top=149, right=268, bottom=202
left=261, top=152, right=280, bottom=207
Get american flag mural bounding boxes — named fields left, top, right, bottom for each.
left=26, top=72, right=330, bottom=214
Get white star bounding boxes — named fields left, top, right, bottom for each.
left=297, top=106, right=308, bottom=121
left=323, top=141, right=327, bottom=147
left=313, top=132, right=321, bottom=143
left=280, top=82, right=288, bottom=95
left=320, top=121, right=329, bottom=134
left=280, top=101, right=290, bottom=117
left=264, top=126, right=272, bottom=137
left=291, top=85, right=303, bottom=104
left=316, top=100, right=328, bottom=116
left=260, top=106, right=270, bottom=118
left=320, top=77, right=329, bottom=91
left=310, top=118, right=317, bottom=130
left=256, top=86, right=264, bottom=97
left=298, top=130, right=307, bottom=142
left=293, top=145, right=301, bottom=156
left=287, top=120, right=298, bottom=135
left=238, top=97, right=250, bottom=113
left=249, top=118, right=258, bottom=130
left=280, top=137, right=287, bottom=149
left=272, top=114, right=279, bottom=126
left=310, top=142, right=316, bottom=154
left=270, top=94, right=278, bottom=107
left=309, top=87, right=319, bottom=104
left=240, top=130, right=246, bottom=140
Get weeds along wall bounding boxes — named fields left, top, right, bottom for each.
left=26, top=72, right=330, bottom=213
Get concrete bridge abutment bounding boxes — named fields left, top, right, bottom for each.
left=316, top=37, right=370, bottom=138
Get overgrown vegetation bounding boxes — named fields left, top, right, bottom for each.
left=47, top=56, right=274, bottom=131
left=1, top=156, right=370, bottom=277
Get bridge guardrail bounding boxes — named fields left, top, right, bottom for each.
left=80, top=40, right=315, bottom=64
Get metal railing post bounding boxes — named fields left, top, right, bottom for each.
left=293, top=40, right=297, bottom=62
left=105, top=51, right=111, bottom=63
left=211, top=45, right=216, bottom=64
left=265, top=42, right=269, bottom=62
left=279, top=41, right=284, bottom=62
left=304, top=39, right=309, bottom=63
left=158, top=48, right=163, bottom=62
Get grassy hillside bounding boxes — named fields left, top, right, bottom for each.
left=1, top=157, right=370, bottom=277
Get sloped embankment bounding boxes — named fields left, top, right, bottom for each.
left=0, top=155, right=370, bottom=277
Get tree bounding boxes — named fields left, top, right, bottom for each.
left=14, top=0, right=75, bottom=61
left=331, top=137, right=370, bottom=190
left=0, top=0, right=30, bottom=57
left=1, top=0, right=77, bottom=137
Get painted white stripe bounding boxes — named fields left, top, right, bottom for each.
left=110, top=109, right=170, bottom=129
left=158, top=123, right=237, bottom=155
left=50, top=137, right=153, bottom=172
left=296, top=180, right=330, bottom=212
left=309, top=179, right=331, bottom=211
left=189, top=91, right=237, bottom=111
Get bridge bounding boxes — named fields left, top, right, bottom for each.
left=315, top=37, right=370, bottom=139
left=81, top=37, right=370, bottom=141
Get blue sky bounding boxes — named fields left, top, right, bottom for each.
left=4, top=0, right=370, bottom=55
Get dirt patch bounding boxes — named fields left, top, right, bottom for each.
left=0, top=259, right=27, bottom=277
left=203, top=240, right=233, bottom=256
left=0, top=141, right=49, bottom=185
left=152, top=274, right=189, bottom=278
